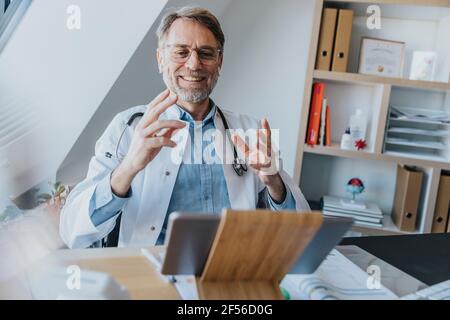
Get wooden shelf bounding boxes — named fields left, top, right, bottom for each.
left=303, top=144, right=450, bottom=170
left=326, top=0, right=450, bottom=8
left=313, top=70, right=450, bottom=91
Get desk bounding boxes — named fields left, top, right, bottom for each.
left=50, top=246, right=179, bottom=300
left=341, top=233, right=450, bottom=286
left=17, top=233, right=448, bottom=300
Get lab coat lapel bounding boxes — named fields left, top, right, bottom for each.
left=128, top=105, right=190, bottom=246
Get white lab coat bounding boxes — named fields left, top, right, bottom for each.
left=60, top=104, right=310, bottom=248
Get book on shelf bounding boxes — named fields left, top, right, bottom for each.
left=351, top=220, right=384, bottom=228
left=321, top=195, right=383, bottom=216
left=321, top=195, right=384, bottom=228
left=319, top=98, right=327, bottom=145
left=323, top=210, right=382, bottom=225
left=307, top=82, right=332, bottom=147
left=325, top=105, right=331, bottom=146
left=322, top=206, right=382, bottom=220
left=306, top=82, right=325, bottom=145
left=280, top=249, right=397, bottom=300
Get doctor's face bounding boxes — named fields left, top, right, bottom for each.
left=158, top=19, right=223, bottom=103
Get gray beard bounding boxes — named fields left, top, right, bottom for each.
left=163, top=71, right=219, bottom=104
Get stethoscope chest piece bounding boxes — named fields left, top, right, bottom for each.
left=232, top=158, right=248, bottom=176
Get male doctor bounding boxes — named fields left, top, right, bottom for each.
left=60, top=7, right=310, bottom=248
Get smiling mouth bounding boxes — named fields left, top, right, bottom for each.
left=179, top=75, right=207, bottom=83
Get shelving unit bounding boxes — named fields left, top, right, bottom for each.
left=294, top=0, right=450, bottom=236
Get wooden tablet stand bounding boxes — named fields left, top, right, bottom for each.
left=196, top=210, right=323, bottom=300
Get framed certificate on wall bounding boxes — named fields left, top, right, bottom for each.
left=358, top=37, right=405, bottom=78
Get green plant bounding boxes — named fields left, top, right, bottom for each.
left=37, top=181, right=68, bottom=205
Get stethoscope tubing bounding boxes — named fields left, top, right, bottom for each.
left=113, top=106, right=247, bottom=176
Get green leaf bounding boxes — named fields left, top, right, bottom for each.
left=37, top=194, right=52, bottom=200
left=54, top=181, right=61, bottom=190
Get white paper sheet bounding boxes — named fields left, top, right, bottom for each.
left=280, top=249, right=399, bottom=300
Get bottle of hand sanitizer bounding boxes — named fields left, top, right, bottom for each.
left=340, top=127, right=353, bottom=150
left=349, top=109, right=367, bottom=148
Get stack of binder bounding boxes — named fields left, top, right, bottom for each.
left=321, top=195, right=384, bottom=228
left=316, top=8, right=354, bottom=72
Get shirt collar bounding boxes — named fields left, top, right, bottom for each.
left=176, top=99, right=217, bottom=127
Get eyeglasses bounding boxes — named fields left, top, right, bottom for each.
left=164, top=44, right=222, bottom=65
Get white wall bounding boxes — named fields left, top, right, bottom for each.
left=0, top=0, right=167, bottom=206
left=212, top=0, right=316, bottom=176
left=57, top=0, right=234, bottom=184
left=435, top=15, right=450, bottom=83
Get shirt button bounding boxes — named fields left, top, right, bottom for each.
left=150, top=226, right=156, bottom=231
left=165, top=171, right=170, bottom=176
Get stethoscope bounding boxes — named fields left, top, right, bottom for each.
left=109, top=106, right=248, bottom=177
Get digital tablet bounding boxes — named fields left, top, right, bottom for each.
left=288, top=216, right=353, bottom=274
left=160, top=212, right=353, bottom=275
left=160, top=212, right=221, bottom=275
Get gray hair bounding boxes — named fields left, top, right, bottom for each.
left=156, top=7, right=225, bottom=52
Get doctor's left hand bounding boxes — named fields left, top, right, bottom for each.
left=231, top=119, right=287, bottom=203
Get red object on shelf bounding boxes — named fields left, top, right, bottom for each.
left=355, top=139, right=367, bottom=151
left=306, top=82, right=325, bottom=146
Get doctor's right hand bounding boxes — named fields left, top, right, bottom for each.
left=111, top=89, right=185, bottom=197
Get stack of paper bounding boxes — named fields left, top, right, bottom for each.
left=280, top=249, right=398, bottom=300
left=386, top=106, right=450, bottom=162
left=390, top=106, right=450, bottom=124
left=321, top=195, right=383, bottom=228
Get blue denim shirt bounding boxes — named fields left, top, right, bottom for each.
left=89, top=102, right=295, bottom=244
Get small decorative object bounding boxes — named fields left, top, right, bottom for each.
left=409, top=51, right=436, bottom=81
left=358, top=37, right=405, bottom=78
left=354, top=139, right=367, bottom=151
left=341, top=178, right=367, bottom=209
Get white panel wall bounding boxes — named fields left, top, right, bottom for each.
left=435, top=15, right=450, bottom=83
left=212, top=0, right=316, bottom=176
